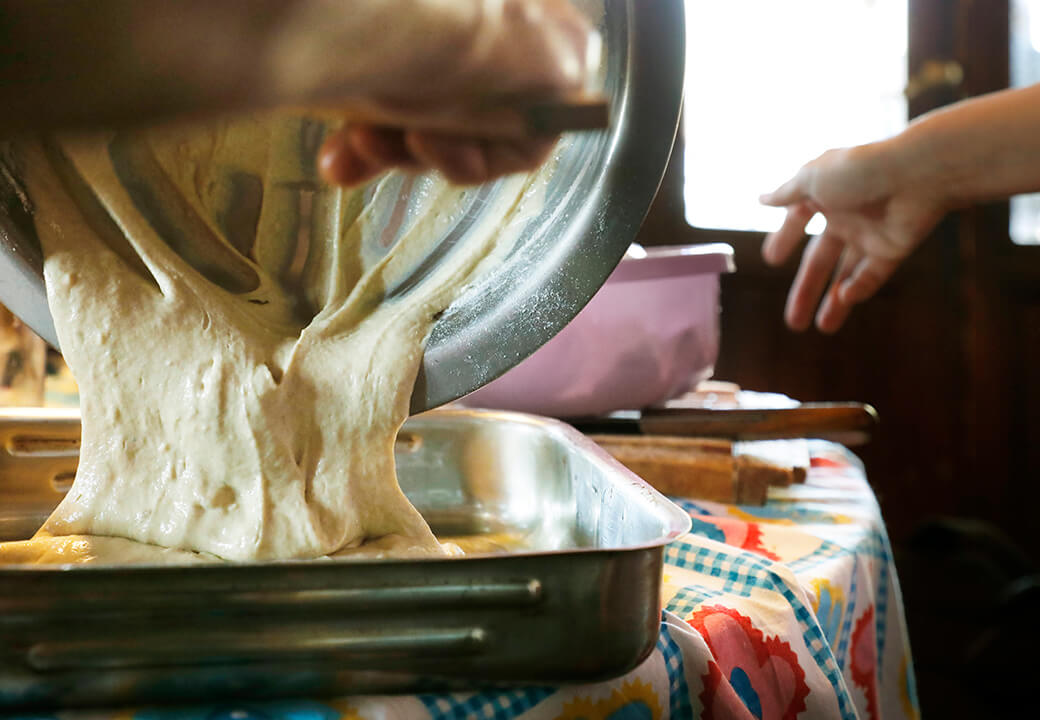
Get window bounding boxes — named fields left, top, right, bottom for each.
left=682, top=0, right=909, bottom=234
left=1010, top=0, right=1040, bottom=245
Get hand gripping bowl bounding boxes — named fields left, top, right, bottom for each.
left=0, top=0, right=686, bottom=412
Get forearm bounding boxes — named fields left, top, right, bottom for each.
left=887, top=83, right=1040, bottom=207
left=0, top=0, right=486, bottom=133
left=0, top=0, right=294, bottom=131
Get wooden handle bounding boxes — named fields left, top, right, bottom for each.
left=639, top=403, right=879, bottom=442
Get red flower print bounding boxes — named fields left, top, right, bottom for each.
left=693, top=516, right=781, bottom=562
left=809, top=457, right=844, bottom=469
left=688, top=605, right=809, bottom=720
left=850, top=605, right=879, bottom=720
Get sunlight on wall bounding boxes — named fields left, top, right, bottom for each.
left=1011, top=0, right=1040, bottom=244
left=683, top=0, right=908, bottom=234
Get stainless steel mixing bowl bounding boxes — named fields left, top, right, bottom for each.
left=0, top=0, right=684, bottom=412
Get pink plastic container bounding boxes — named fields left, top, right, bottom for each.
left=462, top=243, right=735, bottom=417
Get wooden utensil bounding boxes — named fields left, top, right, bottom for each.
left=574, top=403, right=878, bottom=444
left=590, top=434, right=807, bottom=506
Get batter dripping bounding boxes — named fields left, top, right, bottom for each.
left=0, top=114, right=548, bottom=564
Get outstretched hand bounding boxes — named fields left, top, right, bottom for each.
left=760, top=143, right=949, bottom=333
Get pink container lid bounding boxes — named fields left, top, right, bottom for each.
left=463, top=243, right=736, bottom=417
left=609, top=242, right=735, bottom=283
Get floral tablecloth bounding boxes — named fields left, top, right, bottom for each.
left=19, top=441, right=918, bottom=720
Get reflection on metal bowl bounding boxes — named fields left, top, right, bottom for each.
left=0, top=0, right=687, bottom=412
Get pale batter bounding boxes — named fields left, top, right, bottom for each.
left=0, top=113, right=549, bottom=565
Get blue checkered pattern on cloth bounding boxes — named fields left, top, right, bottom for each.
left=658, top=619, right=694, bottom=719
left=875, top=530, right=893, bottom=663
left=851, top=524, right=893, bottom=666
left=788, top=538, right=849, bottom=573
left=835, top=554, right=861, bottom=670
left=666, top=583, right=725, bottom=617
left=673, top=499, right=713, bottom=517
left=664, top=536, right=859, bottom=720
left=418, top=687, right=554, bottom=720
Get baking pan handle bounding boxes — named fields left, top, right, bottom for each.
left=0, top=580, right=545, bottom=616
left=29, top=626, right=488, bottom=671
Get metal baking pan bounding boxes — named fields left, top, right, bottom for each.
left=0, top=407, right=690, bottom=711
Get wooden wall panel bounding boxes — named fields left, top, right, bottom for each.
left=634, top=3, right=1039, bottom=715
left=635, top=0, right=1040, bottom=558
